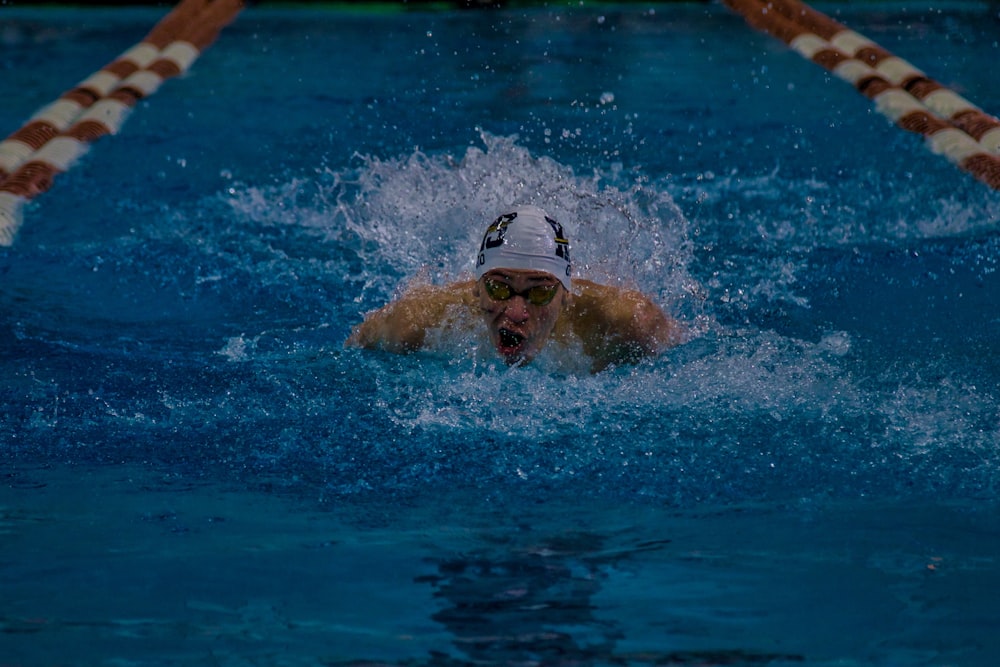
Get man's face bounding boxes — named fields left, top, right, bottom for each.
left=475, top=269, right=568, bottom=365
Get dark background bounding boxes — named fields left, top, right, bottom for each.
left=3, top=0, right=708, bottom=7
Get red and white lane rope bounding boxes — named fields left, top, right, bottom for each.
left=0, top=0, right=205, bottom=185
left=0, top=0, right=243, bottom=246
left=724, top=0, right=1000, bottom=191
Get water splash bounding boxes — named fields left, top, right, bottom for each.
left=9, top=134, right=997, bottom=506
left=223, top=131, right=701, bottom=319
left=190, top=133, right=1000, bottom=503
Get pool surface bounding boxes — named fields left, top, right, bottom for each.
left=2, top=2, right=1000, bottom=665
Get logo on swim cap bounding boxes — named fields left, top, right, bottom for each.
left=475, top=205, right=572, bottom=290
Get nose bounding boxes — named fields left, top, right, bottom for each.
left=503, top=295, right=530, bottom=322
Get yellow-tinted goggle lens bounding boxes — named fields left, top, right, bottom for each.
left=483, top=278, right=558, bottom=306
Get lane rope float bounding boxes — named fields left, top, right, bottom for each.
left=0, top=0, right=206, bottom=186
left=723, top=0, right=1000, bottom=191
left=750, top=0, right=1000, bottom=154
left=0, top=0, right=244, bottom=246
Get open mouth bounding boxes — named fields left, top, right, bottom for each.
left=497, top=328, right=526, bottom=353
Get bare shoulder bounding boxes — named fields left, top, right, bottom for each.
left=393, top=280, right=478, bottom=308
left=562, top=279, right=684, bottom=369
left=569, top=279, right=674, bottom=327
left=572, top=278, right=653, bottom=307
left=346, top=279, right=477, bottom=352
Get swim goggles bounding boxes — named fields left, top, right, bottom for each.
left=483, top=277, right=560, bottom=306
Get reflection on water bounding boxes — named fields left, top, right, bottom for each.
left=342, top=531, right=804, bottom=667
left=423, top=533, right=625, bottom=665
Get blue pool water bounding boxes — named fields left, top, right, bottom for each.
left=2, top=2, right=1000, bottom=665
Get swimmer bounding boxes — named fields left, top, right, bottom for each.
left=346, top=205, right=683, bottom=371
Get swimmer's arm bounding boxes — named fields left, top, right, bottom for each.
left=346, top=281, right=476, bottom=353
left=568, top=279, right=684, bottom=370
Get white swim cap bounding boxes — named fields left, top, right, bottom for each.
left=474, top=205, right=572, bottom=290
